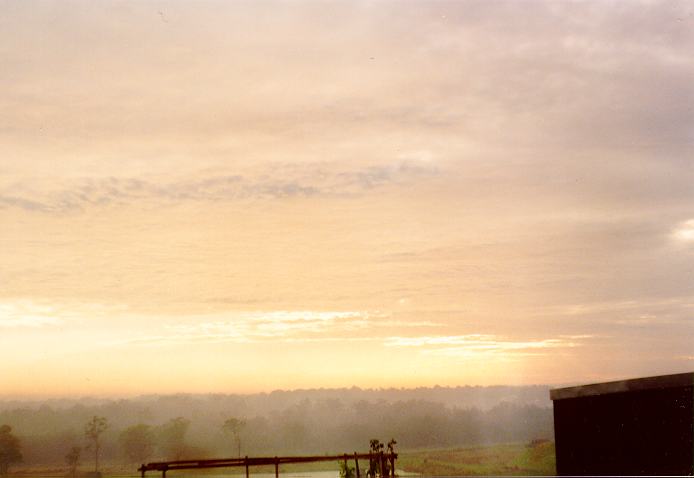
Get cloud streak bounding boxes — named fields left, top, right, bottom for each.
left=385, top=334, right=590, bottom=358
left=0, top=159, right=439, bottom=213
left=0, top=302, right=62, bottom=328
left=109, top=310, right=439, bottom=347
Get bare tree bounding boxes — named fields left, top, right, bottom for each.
left=84, top=416, right=108, bottom=474
left=222, top=418, right=246, bottom=458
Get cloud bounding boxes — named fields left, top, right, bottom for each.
left=0, top=0, right=693, bottom=389
left=384, top=334, right=588, bottom=358
left=0, top=316, right=60, bottom=328
left=546, top=297, right=694, bottom=327
left=672, top=219, right=694, bottom=244
left=109, top=310, right=438, bottom=347
left=0, top=195, right=52, bottom=213
left=613, top=315, right=664, bottom=326
left=0, top=160, right=440, bottom=213
left=171, top=311, right=371, bottom=339
left=0, top=302, right=62, bottom=328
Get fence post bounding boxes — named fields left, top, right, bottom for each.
left=245, top=456, right=249, bottom=478
left=354, top=453, right=360, bottom=478
left=275, top=457, right=279, bottom=478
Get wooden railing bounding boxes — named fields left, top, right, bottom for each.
left=138, top=452, right=398, bottom=478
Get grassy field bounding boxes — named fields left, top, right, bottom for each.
left=397, top=442, right=556, bottom=476
left=11, top=442, right=556, bottom=477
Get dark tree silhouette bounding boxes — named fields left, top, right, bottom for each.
left=368, top=439, right=384, bottom=477
left=84, top=416, right=108, bottom=474
left=65, top=446, right=81, bottom=478
left=0, top=425, right=22, bottom=478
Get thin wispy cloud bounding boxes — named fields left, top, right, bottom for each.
left=0, top=302, right=62, bottom=328
left=0, top=316, right=60, bottom=328
left=108, top=310, right=438, bottom=347
left=0, top=159, right=439, bottom=213
left=385, top=334, right=589, bottom=358
left=547, top=297, right=694, bottom=317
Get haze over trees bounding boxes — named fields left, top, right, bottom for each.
left=0, top=386, right=553, bottom=470
left=0, top=425, right=22, bottom=477
left=222, top=418, right=246, bottom=458
left=157, top=417, right=190, bottom=461
left=119, top=425, right=155, bottom=465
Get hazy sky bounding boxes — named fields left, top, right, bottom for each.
left=1, top=0, right=693, bottom=397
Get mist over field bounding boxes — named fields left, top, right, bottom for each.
left=0, top=386, right=552, bottom=468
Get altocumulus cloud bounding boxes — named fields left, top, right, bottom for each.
left=0, top=159, right=439, bottom=213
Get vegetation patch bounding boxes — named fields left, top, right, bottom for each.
left=398, top=442, right=556, bottom=476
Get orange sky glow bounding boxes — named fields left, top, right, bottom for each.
left=1, top=0, right=693, bottom=397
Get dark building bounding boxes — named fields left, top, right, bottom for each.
left=550, top=372, right=694, bottom=476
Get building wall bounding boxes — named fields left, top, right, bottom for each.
left=553, top=385, right=693, bottom=475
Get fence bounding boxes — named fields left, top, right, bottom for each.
left=138, top=452, right=398, bottom=478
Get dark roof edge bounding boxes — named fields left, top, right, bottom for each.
left=549, top=371, right=694, bottom=401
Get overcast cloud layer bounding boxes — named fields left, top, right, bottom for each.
left=1, top=0, right=693, bottom=397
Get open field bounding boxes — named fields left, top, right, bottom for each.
left=10, top=442, right=556, bottom=478
left=398, top=442, right=556, bottom=476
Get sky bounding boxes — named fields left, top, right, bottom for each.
left=1, top=0, right=693, bottom=398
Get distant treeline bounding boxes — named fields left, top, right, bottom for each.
left=0, top=386, right=554, bottom=467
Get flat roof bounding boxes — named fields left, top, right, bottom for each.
left=550, top=371, right=694, bottom=400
